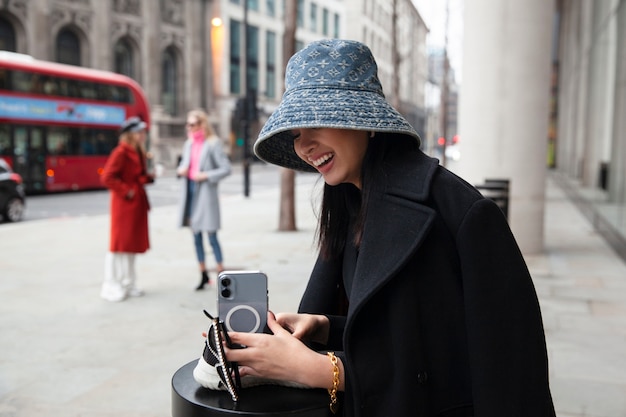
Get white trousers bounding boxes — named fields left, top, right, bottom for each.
left=101, top=252, right=137, bottom=301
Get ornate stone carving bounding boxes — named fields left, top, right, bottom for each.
left=0, top=0, right=28, bottom=20
left=49, top=4, right=93, bottom=34
left=160, top=30, right=185, bottom=51
left=113, top=0, right=140, bottom=15
left=111, top=19, right=142, bottom=45
left=160, top=0, right=183, bottom=26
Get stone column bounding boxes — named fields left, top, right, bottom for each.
left=142, top=0, right=161, bottom=107
left=556, top=2, right=590, bottom=179
left=457, top=0, right=554, bottom=254
left=92, top=1, right=111, bottom=70
left=609, top=0, right=626, bottom=203
left=580, top=2, right=617, bottom=189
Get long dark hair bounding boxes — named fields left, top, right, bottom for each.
left=316, top=133, right=419, bottom=260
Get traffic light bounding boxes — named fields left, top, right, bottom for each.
left=234, top=97, right=246, bottom=122
left=246, top=89, right=258, bottom=122
left=233, top=91, right=258, bottom=123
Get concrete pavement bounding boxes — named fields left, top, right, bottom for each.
left=0, top=168, right=625, bottom=417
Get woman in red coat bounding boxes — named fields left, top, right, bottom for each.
left=100, top=117, right=153, bottom=302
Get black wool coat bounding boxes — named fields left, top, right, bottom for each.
left=299, top=149, right=556, bottom=417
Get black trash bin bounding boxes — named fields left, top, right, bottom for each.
left=475, top=179, right=510, bottom=220
left=599, top=162, right=609, bottom=190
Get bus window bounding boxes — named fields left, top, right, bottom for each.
left=48, top=127, right=70, bottom=155
left=14, top=127, right=26, bottom=157
left=30, top=127, right=46, bottom=190
left=95, top=131, right=117, bottom=155
left=120, top=86, right=132, bottom=103
left=0, top=125, right=11, bottom=155
left=67, top=129, right=81, bottom=154
left=78, top=80, right=97, bottom=99
left=0, top=69, right=8, bottom=89
left=13, top=127, right=28, bottom=180
left=30, top=74, right=45, bottom=94
left=42, top=76, right=58, bottom=95
left=12, top=70, right=32, bottom=93
left=79, top=128, right=96, bottom=155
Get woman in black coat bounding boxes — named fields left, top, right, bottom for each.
left=224, top=39, right=556, bottom=417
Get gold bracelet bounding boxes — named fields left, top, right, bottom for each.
left=327, top=351, right=339, bottom=414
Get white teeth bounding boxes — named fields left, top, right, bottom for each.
left=311, top=153, right=333, bottom=167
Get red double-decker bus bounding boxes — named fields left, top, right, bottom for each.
left=0, top=51, right=150, bottom=193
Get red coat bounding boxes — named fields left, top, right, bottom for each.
left=101, top=142, right=151, bottom=253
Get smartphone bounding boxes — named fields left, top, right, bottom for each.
left=217, top=271, right=269, bottom=333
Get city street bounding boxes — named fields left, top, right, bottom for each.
left=1, top=168, right=625, bottom=417
left=20, top=162, right=302, bottom=221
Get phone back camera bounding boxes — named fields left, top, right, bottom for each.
left=221, top=288, right=232, bottom=298
left=221, top=277, right=231, bottom=287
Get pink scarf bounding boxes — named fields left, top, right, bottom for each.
left=188, top=130, right=205, bottom=179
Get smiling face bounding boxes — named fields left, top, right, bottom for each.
left=293, top=128, right=370, bottom=189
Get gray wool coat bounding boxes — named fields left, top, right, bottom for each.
left=177, top=135, right=231, bottom=232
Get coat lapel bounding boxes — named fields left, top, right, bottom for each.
left=347, top=150, right=440, bottom=320
left=199, top=140, right=212, bottom=170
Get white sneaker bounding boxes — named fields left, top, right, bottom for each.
left=127, top=287, right=145, bottom=297
left=100, top=283, right=127, bottom=302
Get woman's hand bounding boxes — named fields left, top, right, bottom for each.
left=224, top=312, right=341, bottom=389
left=275, top=312, right=329, bottom=345
left=192, top=172, right=208, bottom=182
left=176, top=167, right=188, bottom=178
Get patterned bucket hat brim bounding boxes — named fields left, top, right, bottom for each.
left=254, top=39, right=420, bottom=172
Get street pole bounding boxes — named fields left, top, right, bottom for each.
left=242, top=0, right=251, bottom=197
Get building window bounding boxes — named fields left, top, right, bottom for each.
left=266, top=0, right=275, bottom=16
left=56, top=28, right=80, bottom=66
left=322, top=8, right=329, bottom=37
left=114, top=38, right=134, bottom=79
left=310, top=3, right=317, bottom=32
left=232, top=0, right=259, bottom=9
left=333, top=13, right=340, bottom=38
left=297, top=0, right=304, bottom=28
left=230, top=19, right=242, bottom=94
left=0, top=17, right=16, bottom=52
left=265, top=31, right=276, bottom=99
left=246, top=25, right=259, bottom=94
left=161, top=46, right=178, bottom=116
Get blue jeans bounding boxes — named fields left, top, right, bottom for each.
left=193, top=231, right=223, bottom=264
left=186, top=180, right=223, bottom=265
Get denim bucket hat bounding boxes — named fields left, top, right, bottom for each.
left=254, top=39, right=420, bottom=172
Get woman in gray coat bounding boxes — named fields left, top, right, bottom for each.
left=177, top=109, right=231, bottom=290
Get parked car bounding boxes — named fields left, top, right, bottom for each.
left=0, top=158, right=26, bottom=222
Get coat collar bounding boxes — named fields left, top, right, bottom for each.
left=347, top=150, right=440, bottom=319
